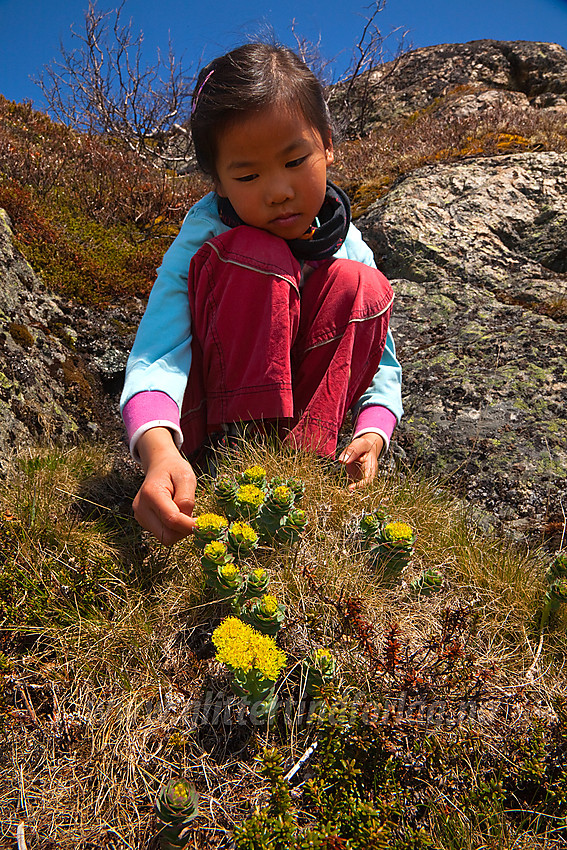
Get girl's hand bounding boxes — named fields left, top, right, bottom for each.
left=133, top=428, right=197, bottom=545
left=338, top=432, right=385, bottom=491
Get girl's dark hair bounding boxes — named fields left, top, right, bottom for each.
left=190, top=43, right=333, bottom=178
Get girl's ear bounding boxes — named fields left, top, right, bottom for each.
left=214, top=178, right=228, bottom=198
left=325, top=141, right=334, bottom=165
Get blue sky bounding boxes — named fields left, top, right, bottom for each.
left=1, top=0, right=566, bottom=107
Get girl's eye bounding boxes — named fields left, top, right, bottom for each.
left=286, top=156, right=308, bottom=169
left=235, top=174, right=258, bottom=183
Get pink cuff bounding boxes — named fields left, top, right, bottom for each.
left=353, top=405, right=397, bottom=444
left=122, top=391, right=183, bottom=459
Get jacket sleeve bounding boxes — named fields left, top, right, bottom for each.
left=341, top=223, right=404, bottom=433
left=120, top=193, right=228, bottom=455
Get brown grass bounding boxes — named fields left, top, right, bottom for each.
left=0, top=440, right=564, bottom=848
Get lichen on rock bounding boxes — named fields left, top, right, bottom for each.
left=358, top=151, right=566, bottom=541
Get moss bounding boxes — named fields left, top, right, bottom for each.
left=48, top=321, right=77, bottom=348
left=349, top=177, right=394, bottom=218
left=0, top=111, right=203, bottom=306
left=8, top=322, right=34, bottom=348
left=59, top=356, right=94, bottom=411
left=494, top=289, right=567, bottom=322
left=0, top=372, right=12, bottom=389
left=1, top=186, right=162, bottom=306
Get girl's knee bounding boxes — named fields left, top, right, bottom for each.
left=328, top=259, right=393, bottom=309
left=208, top=225, right=300, bottom=277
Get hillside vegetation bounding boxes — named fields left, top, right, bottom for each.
left=0, top=40, right=566, bottom=850
left=0, top=96, right=207, bottom=304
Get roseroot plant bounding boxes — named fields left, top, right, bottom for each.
left=234, top=484, right=266, bottom=521
left=268, top=475, right=305, bottom=502
left=200, top=541, right=242, bottom=598
left=546, top=550, right=567, bottom=583
left=238, top=593, right=286, bottom=635
left=538, top=550, right=567, bottom=630
left=212, top=466, right=308, bottom=547
left=410, top=568, right=443, bottom=596
left=285, top=477, right=305, bottom=502
left=193, top=513, right=228, bottom=548
left=240, top=465, right=267, bottom=489
left=275, top=507, right=308, bottom=545
left=227, top=520, right=259, bottom=556
left=358, top=506, right=391, bottom=549
left=368, top=521, right=416, bottom=576
left=214, top=562, right=244, bottom=599
left=257, top=484, right=296, bottom=538
left=301, top=647, right=337, bottom=696
left=267, top=484, right=296, bottom=514
left=243, top=567, right=270, bottom=599
left=214, top=475, right=238, bottom=512
left=215, top=467, right=268, bottom=518
left=212, top=616, right=286, bottom=722
left=154, top=777, right=199, bottom=850
left=540, top=579, right=567, bottom=629
left=200, top=540, right=233, bottom=576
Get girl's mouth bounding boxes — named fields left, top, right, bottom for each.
left=271, top=213, right=301, bottom=227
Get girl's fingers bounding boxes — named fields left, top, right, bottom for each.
left=134, top=502, right=195, bottom=546
left=133, top=477, right=196, bottom=545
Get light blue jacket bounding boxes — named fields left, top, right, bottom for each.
left=120, top=192, right=403, bottom=432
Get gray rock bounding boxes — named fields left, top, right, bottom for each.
left=0, top=210, right=141, bottom=470
left=363, top=151, right=567, bottom=301
left=358, top=152, right=567, bottom=541
left=0, top=208, right=77, bottom=465
left=346, top=40, right=567, bottom=131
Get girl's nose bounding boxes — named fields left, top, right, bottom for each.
left=267, top=178, right=293, bottom=205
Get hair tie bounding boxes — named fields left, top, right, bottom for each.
left=192, top=69, right=215, bottom=115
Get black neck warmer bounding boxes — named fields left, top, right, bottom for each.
left=217, top=180, right=351, bottom=262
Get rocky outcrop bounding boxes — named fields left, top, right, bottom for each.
left=0, top=209, right=137, bottom=470
left=358, top=151, right=567, bottom=541
left=355, top=40, right=567, bottom=129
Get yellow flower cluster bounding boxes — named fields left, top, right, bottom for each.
left=204, top=540, right=228, bottom=559
left=383, top=521, right=414, bottom=542
left=220, top=563, right=238, bottom=580
left=237, top=485, right=265, bottom=508
left=273, top=485, right=292, bottom=501
left=212, top=616, right=286, bottom=681
left=252, top=568, right=267, bottom=581
left=259, top=594, right=279, bottom=617
left=172, top=781, right=189, bottom=802
left=315, top=648, right=332, bottom=663
left=242, top=465, right=267, bottom=484
left=195, top=513, right=228, bottom=532
left=168, top=732, right=188, bottom=750
left=230, top=521, right=258, bottom=542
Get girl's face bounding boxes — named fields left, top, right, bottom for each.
left=214, top=104, right=334, bottom=241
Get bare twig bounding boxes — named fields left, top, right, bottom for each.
left=284, top=741, right=318, bottom=782
left=35, top=0, right=197, bottom=164
left=330, top=2, right=410, bottom=137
